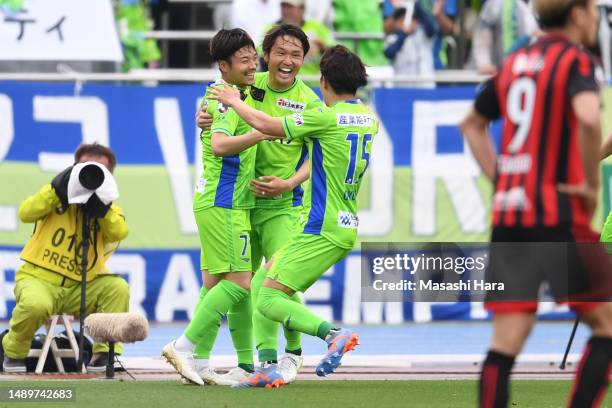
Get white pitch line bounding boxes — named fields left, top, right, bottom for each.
left=125, top=354, right=581, bottom=370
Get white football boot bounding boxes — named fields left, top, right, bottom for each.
left=180, top=366, right=251, bottom=386
left=278, top=353, right=303, bottom=383
left=161, top=341, right=204, bottom=385
left=214, top=367, right=252, bottom=386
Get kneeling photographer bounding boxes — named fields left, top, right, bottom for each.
left=2, top=143, right=129, bottom=373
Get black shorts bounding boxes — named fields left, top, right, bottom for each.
left=485, top=226, right=612, bottom=314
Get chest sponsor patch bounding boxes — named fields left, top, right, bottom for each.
left=337, top=113, right=373, bottom=127
left=338, top=211, right=359, bottom=228
left=277, top=98, right=306, bottom=112
left=492, top=186, right=532, bottom=211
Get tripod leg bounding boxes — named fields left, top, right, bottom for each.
left=77, top=211, right=90, bottom=373
left=106, top=342, right=115, bottom=379
left=560, top=317, right=580, bottom=370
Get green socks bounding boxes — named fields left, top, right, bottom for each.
left=192, top=282, right=254, bottom=370
left=251, top=266, right=280, bottom=362
left=227, top=295, right=254, bottom=368
left=283, top=293, right=303, bottom=352
left=185, top=279, right=249, bottom=346
left=251, top=266, right=304, bottom=362
left=192, top=286, right=215, bottom=359
left=258, top=286, right=332, bottom=340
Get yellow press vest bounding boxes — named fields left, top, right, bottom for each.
left=21, top=204, right=109, bottom=282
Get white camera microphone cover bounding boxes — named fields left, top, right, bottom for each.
left=67, top=161, right=119, bottom=205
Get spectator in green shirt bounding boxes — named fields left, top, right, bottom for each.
left=332, top=0, right=387, bottom=67
left=115, top=0, right=161, bottom=72
left=261, top=0, right=334, bottom=76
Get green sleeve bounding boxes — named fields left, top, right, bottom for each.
left=281, top=107, right=332, bottom=142
left=211, top=107, right=240, bottom=136
left=306, top=98, right=325, bottom=110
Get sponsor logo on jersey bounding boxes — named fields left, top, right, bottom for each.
left=337, top=114, right=373, bottom=127
left=292, top=113, right=304, bottom=127
left=497, top=154, right=532, bottom=174
left=492, top=187, right=532, bottom=211
left=218, top=102, right=229, bottom=114
left=277, top=98, right=306, bottom=112
left=338, top=211, right=359, bottom=228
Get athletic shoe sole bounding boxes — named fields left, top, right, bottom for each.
left=265, top=379, right=287, bottom=389
left=316, top=332, right=360, bottom=377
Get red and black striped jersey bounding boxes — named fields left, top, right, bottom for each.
left=474, top=34, right=600, bottom=229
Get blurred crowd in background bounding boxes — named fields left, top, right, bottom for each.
left=0, top=0, right=610, bottom=79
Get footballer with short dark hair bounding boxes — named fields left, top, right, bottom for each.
left=208, top=44, right=376, bottom=388
left=162, top=27, right=270, bottom=387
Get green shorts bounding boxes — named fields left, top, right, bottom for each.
left=194, top=207, right=252, bottom=274
left=266, top=233, right=350, bottom=293
left=250, top=206, right=302, bottom=271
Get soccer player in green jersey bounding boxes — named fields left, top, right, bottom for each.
left=162, top=28, right=272, bottom=386
left=209, top=45, right=376, bottom=388
left=248, top=24, right=324, bottom=381
left=198, top=24, right=324, bottom=383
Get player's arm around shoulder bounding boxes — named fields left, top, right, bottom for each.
left=210, top=106, right=271, bottom=157
left=18, top=184, right=61, bottom=223
left=283, top=105, right=333, bottom=142
left=99, top=203, right=129, bottom=243
left=196, top=89, right=215, bottom=131
left=211, top=129, right=269, bottom=157
left=208, top=82, right=285, bottom=137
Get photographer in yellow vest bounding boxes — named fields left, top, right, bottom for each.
left=2, top=143, right=129, bottom=373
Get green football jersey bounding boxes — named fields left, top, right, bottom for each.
left=251, top=72, right=323, bottom=209
left=193, top=85, right=256, bottom=211
left=281, top=99, right=378, bottom=249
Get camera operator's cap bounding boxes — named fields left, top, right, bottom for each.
left=281, top=0, right=305, bottom=7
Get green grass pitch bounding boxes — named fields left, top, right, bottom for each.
left=1, top=380, right=610, bottom=408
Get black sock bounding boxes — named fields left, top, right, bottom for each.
left=479, top=350, right=515, bottom=408
left=568, top=337, right=612, bottom=408
left=286, top=348, right=302, bottom=356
